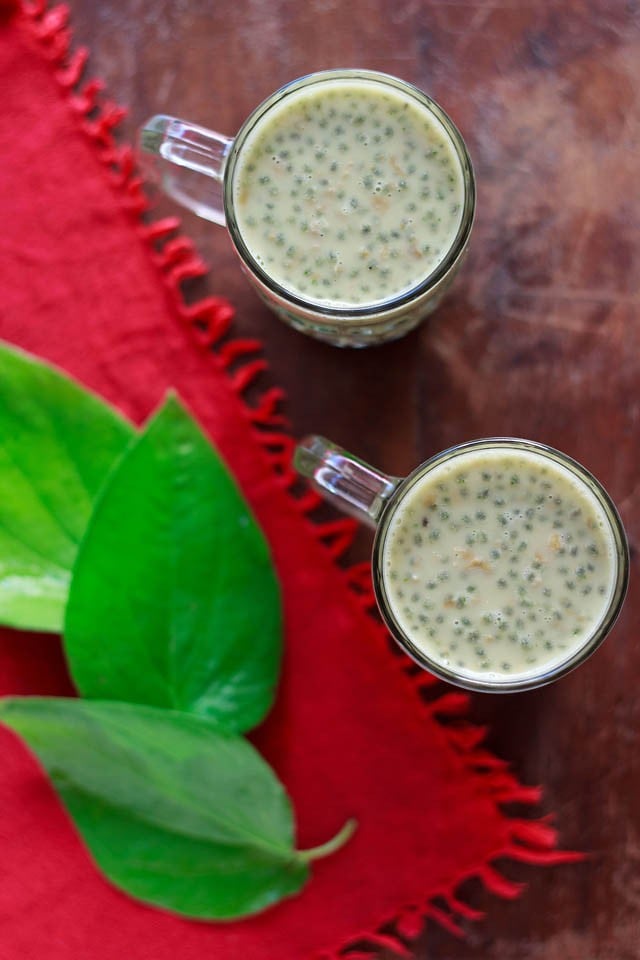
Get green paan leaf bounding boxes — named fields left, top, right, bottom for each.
left=0, top=342, right=134, bottom=633
left=0, top=698, right=353, bottom=919
left=64, top=394, right=282, bottom=734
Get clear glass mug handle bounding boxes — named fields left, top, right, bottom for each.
left=294, top=436, right=401, bottom=528
left=138, top=115, right=233, bottom=225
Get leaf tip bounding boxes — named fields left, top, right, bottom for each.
left=147, top=390, right=199, bottom=434
left=158, top=388, right=187, bottom=415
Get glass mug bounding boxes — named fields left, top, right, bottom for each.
left=139, top=69, right=475, bottom=347
left=294, top=436, right=629, bottom=693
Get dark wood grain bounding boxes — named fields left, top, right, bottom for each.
left=67, top=1, right=640, bottom=956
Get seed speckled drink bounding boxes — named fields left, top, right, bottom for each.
left=295, top=435, right=629, bottom=692
left=140, top=70, right=475, bottom=345
left=381, top=445, right=617, bottom=686
left=233, top=78, right=465, bottom=308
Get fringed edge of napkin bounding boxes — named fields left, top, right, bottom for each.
left=16, top=1, right=583, bottom=955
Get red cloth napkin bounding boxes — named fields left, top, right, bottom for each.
left=0, top=4, right=578, bottom=958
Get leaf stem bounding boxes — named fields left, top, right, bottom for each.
left=297, top=818, right=357, bottom=863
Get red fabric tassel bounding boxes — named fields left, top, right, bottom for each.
left=478, top=865, right=526, bottom=899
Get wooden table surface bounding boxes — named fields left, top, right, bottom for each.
left=68, top=1, right=639, bottom=956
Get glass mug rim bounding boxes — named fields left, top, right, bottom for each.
left=222, top=68, right=476, bottom=322
left=370, top=436, right=629, bottom=693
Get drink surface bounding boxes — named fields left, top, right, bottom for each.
left=382, top=447, right=617, bottom=684
left=232, top=77, right=465, bottom=308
